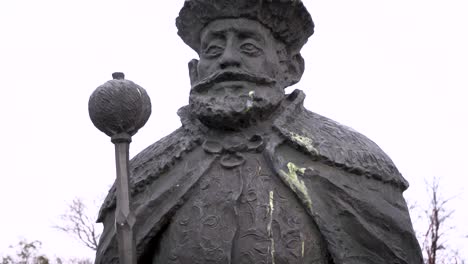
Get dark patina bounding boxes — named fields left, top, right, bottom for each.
left=94, top=1, right=423, bottom=263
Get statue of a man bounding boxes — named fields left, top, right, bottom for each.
left=95, top=1, right=423, bottom=263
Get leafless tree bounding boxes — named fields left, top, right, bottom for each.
left=54, top=198, right=101, bottom=251
left=421, top=178, right=464, bottom=264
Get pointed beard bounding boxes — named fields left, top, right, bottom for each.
left=189, top=88, right=283, bottom=130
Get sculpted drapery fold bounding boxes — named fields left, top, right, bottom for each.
left=95, top=1, right=422, bottom=263
left=96, top=91, right=422, bottom=263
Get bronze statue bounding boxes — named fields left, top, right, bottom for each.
left=95, top=1, right=423, bottom=263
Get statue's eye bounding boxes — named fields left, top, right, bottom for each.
left=203, top=45, right=224, bottom=58
left=240, top=43, right=262, bottom=56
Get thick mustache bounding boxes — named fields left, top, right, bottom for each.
left=191, top=70, right=276, bottom=92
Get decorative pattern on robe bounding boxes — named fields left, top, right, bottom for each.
left=152, top=135, right=329, bottom=263
left=95, top=90, right=423, bottom=264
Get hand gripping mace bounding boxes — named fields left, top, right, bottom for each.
left=88, top=72, right=151, bottom=264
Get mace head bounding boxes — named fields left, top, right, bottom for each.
left=88, top=72, right=152, bottom=143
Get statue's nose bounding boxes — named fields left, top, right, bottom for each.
left=219, top=46, right=241, bottom=70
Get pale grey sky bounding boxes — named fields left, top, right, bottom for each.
left=0, top=0, right=467, bottom=261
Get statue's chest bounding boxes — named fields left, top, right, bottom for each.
left=153, top=152, right=328, bottom=264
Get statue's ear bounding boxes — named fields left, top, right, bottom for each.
left=285, top=53, right=305, bottom=86
left=188, top=59, right=199, bottom=86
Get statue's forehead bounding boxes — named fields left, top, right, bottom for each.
left=200, top=18, right=272, bottom=42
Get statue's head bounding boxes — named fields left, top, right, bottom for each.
left=176, top=0, right=314, bottom=129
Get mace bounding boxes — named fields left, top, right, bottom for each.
left=88, top=72, right=151, bottom=264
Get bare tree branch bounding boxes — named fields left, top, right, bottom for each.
left=53, top=198, right=101, bottom=251
left=421, top=177, right=464, bottom=264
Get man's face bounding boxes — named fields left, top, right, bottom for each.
left=189, top=18, right=286, bottom=129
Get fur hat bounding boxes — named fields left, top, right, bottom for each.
left=176, top=0, right=314, bottom=53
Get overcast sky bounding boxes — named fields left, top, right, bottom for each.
left=1, top=0, right=467, bottom=261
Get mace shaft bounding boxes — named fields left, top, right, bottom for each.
left=89, top=72, right=151, bottom=263
left=114, top=140, right=137, bottom=264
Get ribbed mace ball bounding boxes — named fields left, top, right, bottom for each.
left=88, top=72, right=151, bottom=143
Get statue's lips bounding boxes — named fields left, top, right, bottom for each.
left=191, top=71, right=276, bottom=92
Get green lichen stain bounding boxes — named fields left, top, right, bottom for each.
left=302, top=241, right=305, bottom=258
left=290, top=132, right=319, bottom=155
left=268, top=190, right=275, bottom=264
left=279, top=162, right=313, bottom=214
left=267, top=190, right=274, bottom=236
left=244, top=90, right=255, bottom=113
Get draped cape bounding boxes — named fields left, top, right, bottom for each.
left=95, top=90, right=423, bottom=264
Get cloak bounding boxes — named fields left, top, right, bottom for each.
left=95, top=90, right=423, bottom=263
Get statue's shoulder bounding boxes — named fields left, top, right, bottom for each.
left=274, top=90, right=408, bottom=190
left=130, top=105, right=206, bottom=175
left=131, top=127, right=199, bottom=180
left=98, top=122, right=202, bottom=221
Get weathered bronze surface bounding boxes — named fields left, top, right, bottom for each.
left=94, top=1, right=423, bottom=263
left=90, top=72, right=151, bottom=264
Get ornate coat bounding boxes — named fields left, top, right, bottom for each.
left=95, top=90, right=423, bottom=263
